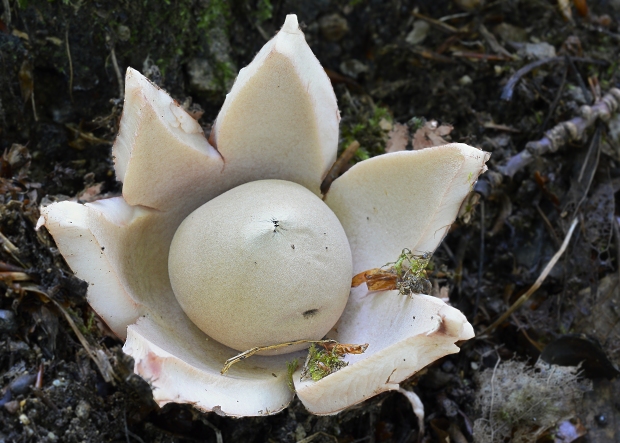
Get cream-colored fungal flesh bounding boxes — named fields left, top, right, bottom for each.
left=324, top=144, right=489, bottom=275
left=168, top=180, right=352, bottom=353
left=124, top=313, right=299, bottom=417
left=113, top=68, right=225, bottom=212
left=294, top=287, right=475, bottom=414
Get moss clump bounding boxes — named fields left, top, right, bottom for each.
left=286, top=358, right=298, bottom=392
left=389, top=249, right=432, bottom=296
left=340, top=104, right=393, bottom=162
left=252, top=0, right=273, bottom=23
left=301, top=344, right=348, bottom=382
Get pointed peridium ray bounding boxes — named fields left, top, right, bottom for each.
left=324, top=144, right=489, bottom=274
left=113, top=68, right=225, bottom=212
left=210, top=15, right=339, bottom=196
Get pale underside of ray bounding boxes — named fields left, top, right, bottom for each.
left=39, top=200, right=144, bottom=338
left=112, top=68, right=226, bottom=213
left=324, top=144, right=490, bottom=275
left=294, top=287, right=474, bottom=415
left=41, top=197, right=298, bottom=417
left=124, top=307, right=300, bottom=417
left=39, top=196, right=191, bottom=338
left=113, top=15, right=339, bottom=212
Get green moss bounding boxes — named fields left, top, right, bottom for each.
left=408, top=116, right=424, bottom=132
left=214, top=60, right=236, bottom=89
left=253, top=0, right=273, bottom=23
left=286, top=358, right=298, bottom=392
left=340, top=105, right=393, bottom=162
left=386, top=249, right=432, bottom=296
left=196, top=0, right=231, bottom=30
left=303, top=344, right=348, bottom=381
left=85, top=310, right=95, bottom=332
left=66, top=307, right=89, bottom=335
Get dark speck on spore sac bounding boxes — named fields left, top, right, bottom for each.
left=303, top=309, right=318, bottom=318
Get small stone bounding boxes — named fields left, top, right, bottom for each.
left=458, top=75, right=472, bottom=86
left=608, top=114, right=620, bottom=144
left=4, top=400, right=19, bottom=414
left=318, top=13, right=348, bottom=41
left=566, top=86, right=590, bottom=105
left=9, top=373, right=36, bottom=395
left=339, top=59, right=368, bottom=79
left=517, top=42, right=556, bottom=60
left=47, top=432, right=57, bottom=441
left=441, top=360, right=455, bottom=373
left=75, top=400, right=90, bottom=419
left=405, top=21, right=430, bottom=45
left=117, top=25, right=131, bottom=42
left=493, top=23, right=528, bottom=43
left=187, top=59, right=219, bottom=94
left=18, top=414, right=30, bottom=425
left=52, top=379, right=61, bottom=387
left=379, top=118, right=392, bottom=132
left=9, top=340, right=30, bottom=353
left=0, top=310, right=17, bottom=334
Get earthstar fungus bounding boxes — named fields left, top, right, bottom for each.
left=38, top=15, right=489, bottom=416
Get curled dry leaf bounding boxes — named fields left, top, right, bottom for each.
left=385, top=123, right=409, bottom=153
left=412, top=120, right=454, bottom=150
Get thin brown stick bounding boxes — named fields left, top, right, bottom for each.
left=478, top=23, right=514, bottom=59
left=541, top=57, right=569, bottom=131
left=535, top=204, right=561, bottom=247
left=0, top=271, right=31, bottom=281
left=320, top=140, right=360, bottom=194
left=479, top=217, right=578, bottom=337
left=450, top=51, right=513, bottom=61
left=0, top=231, right=27, bottom=268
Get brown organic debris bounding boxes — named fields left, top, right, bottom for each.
left=352, top=249, right=432, bottom=296
left=412, top=120, right=453, bottom=150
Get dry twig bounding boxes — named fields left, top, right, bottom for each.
left=320, top=140, right=360, bottom=194
left=501, top=88, right=620, bottom=177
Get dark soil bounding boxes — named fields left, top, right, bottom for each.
left=1, top=0, right=620, bottom=442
